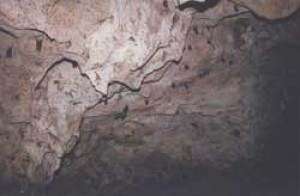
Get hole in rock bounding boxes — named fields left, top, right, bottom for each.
left=178, top=0, right=221, bottom=12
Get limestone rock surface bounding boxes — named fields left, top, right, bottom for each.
left=0, top=0, right=299, bottom=184
left=0, top=0, right=192, bottom=183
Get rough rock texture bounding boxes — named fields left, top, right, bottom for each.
left=0, top=26, right=101, bottom=183
left=0, top=0, right=299, bottom=186
left=231, top=0, right=300, bottom=19
left=179, top=0, right=300, bottom=19
left=50, top=5, right=300, bottom=195
left=0, top=0, right=192, bottom=183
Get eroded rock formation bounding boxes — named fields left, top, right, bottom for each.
left=0, top=0, right=299, bottom=186
left=0, top=0, right=193, bottom=183
left=178, top=0, right=300, bottom=19
left=230, top=0, right=300, bottom=19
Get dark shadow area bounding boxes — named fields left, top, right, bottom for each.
left=254, top=44, right=299, bottom=192
left=178, top=0, right=221, bottom=12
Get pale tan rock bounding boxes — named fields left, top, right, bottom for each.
left=0, top=0, right=192, bottom=183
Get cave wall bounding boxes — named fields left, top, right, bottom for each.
left=0, top=0, right=299, bottom=185
left=58, top=2, right=300, bottom=190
